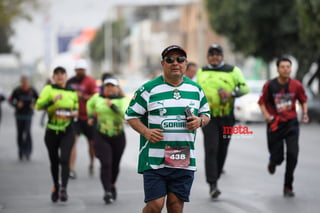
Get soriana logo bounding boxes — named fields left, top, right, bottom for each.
left=223, top=124, right=253, bottom=139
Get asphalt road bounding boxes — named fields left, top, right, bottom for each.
left=0, top=102, right=319, bottom=213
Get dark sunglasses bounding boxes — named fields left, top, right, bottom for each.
left=164, top=56, right=187, bottom=64
left=208, top=52, right=222, bottom=56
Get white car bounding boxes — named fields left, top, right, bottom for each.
left=234, top=80, right=265, bottom=123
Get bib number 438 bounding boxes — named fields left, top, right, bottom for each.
left=164, top=145, right=190, bottom=168
left=170, top=153, right=186, bottom=160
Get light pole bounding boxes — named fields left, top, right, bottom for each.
left=197, top=0, right=205, bottom=66
left=104, top=9, right=113, bottom=72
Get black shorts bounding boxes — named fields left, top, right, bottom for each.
left=73, top=119, right=94, bottom=140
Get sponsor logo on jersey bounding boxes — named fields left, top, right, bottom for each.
left=161, top=119, right=186, bottom=130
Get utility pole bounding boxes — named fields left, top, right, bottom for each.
left=43, top=15, right=51, bottom=73
left=104, top=9, right=113, bottom=72
left=197, top=0, right=205, bottom=65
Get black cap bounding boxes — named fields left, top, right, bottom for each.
left=208, top=43, right=223, bottom=54
left=161, top=45, right=187, bottom=59
left=53, top=66, right=67, bottom=74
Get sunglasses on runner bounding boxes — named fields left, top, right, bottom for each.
left=208, top=52, right=222, bottom=56
left=164, top=56, right=187, bottom=64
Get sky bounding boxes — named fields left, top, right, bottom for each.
left=10, top=0, right=195, bottom=64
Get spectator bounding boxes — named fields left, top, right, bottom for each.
left=40, top=78, right=52, bottom=127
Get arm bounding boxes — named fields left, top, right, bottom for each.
left=259, top=103, right=274, bottom=123
left=109, top=97, right=129, bottom=115
left=86, top=94, right=96, bottom=118
left=217, top=67, right=250, bottom=100
left=297, top=84, right=309, bottom=123
left=35, top=86, right=63, bottom=110
left=199, top=114, right=210, bottom=127
left=186, top=114, right=210, bottom=130
left=8, top=89, right=18, bottom=108
left=127, top=118, right=163, bottom=143
left=107, top=99, right=121, bottom=114
left=0, top=94, right=5, bottom=102
left=35, top=86, right=56, bottom=110
left=71, top=92, right=79, bottom=118
left=300, top=102, right=309, bottom=123
left=86, top=94, right=96, bottom=126
left=30, top=88, right=39, bottom=109
left=232, top=67, right=250, bottom=97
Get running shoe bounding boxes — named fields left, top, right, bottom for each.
left=60, top=188, right=68, bottom=202
left=210, top=184, right=221, bottom=199
left=283, top=187, right=295, bottom=197
left=111, top=186, right=117, bottom=200
left=18, top=153, right=23, bottom=161
left=268, top=162, right=276, bottom=175
left=51, top=186, right=60, bottom=203
left=89, top=165, right=94, bottom=176
left=103, top=192, right=114, bottom=204
left=69, top=169, right=77, bottom=179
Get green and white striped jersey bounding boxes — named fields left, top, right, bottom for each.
left=125, top=75, right=210, bottom=173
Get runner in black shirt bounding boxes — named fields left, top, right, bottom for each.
left=8, top=76, right=38, bottom=161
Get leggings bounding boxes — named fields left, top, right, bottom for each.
left=45, top=125, right=75, bottom=188
left=93, top=130, right=126, bottom=192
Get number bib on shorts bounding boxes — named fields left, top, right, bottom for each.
left=164, top=145, right=190, bottom=168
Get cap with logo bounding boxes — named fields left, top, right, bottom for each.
left=208, top=44, right=223, bottom=54
left=161, top=45, right=187, bottom=59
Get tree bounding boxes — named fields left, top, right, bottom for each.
left=89, top=19, right=129, bottom=74
left=295, top=0, right=320, bottom=80
left=0, top=0, right=39, bottom=53
left=205, top=0, right=320, bottom=80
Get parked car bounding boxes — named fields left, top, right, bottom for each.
left=234, top=80, right=265, bottom=123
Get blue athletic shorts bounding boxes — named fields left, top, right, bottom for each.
left=143, top=168, right=194, bottom=202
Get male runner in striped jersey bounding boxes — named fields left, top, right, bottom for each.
left=125, top=45, right=210, bottom=213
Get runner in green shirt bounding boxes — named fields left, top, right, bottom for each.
left=86, top=77, right=128, bottom=204
left=197, top=44, right=249, bottom=199
left=35, top=66, right=78, bottom=203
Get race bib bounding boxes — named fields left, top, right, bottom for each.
left=164, top=145, right=190, bottom=168
left=55, top=108, right=71, bottom=118
left=274, top=94, right=292, bottom=113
